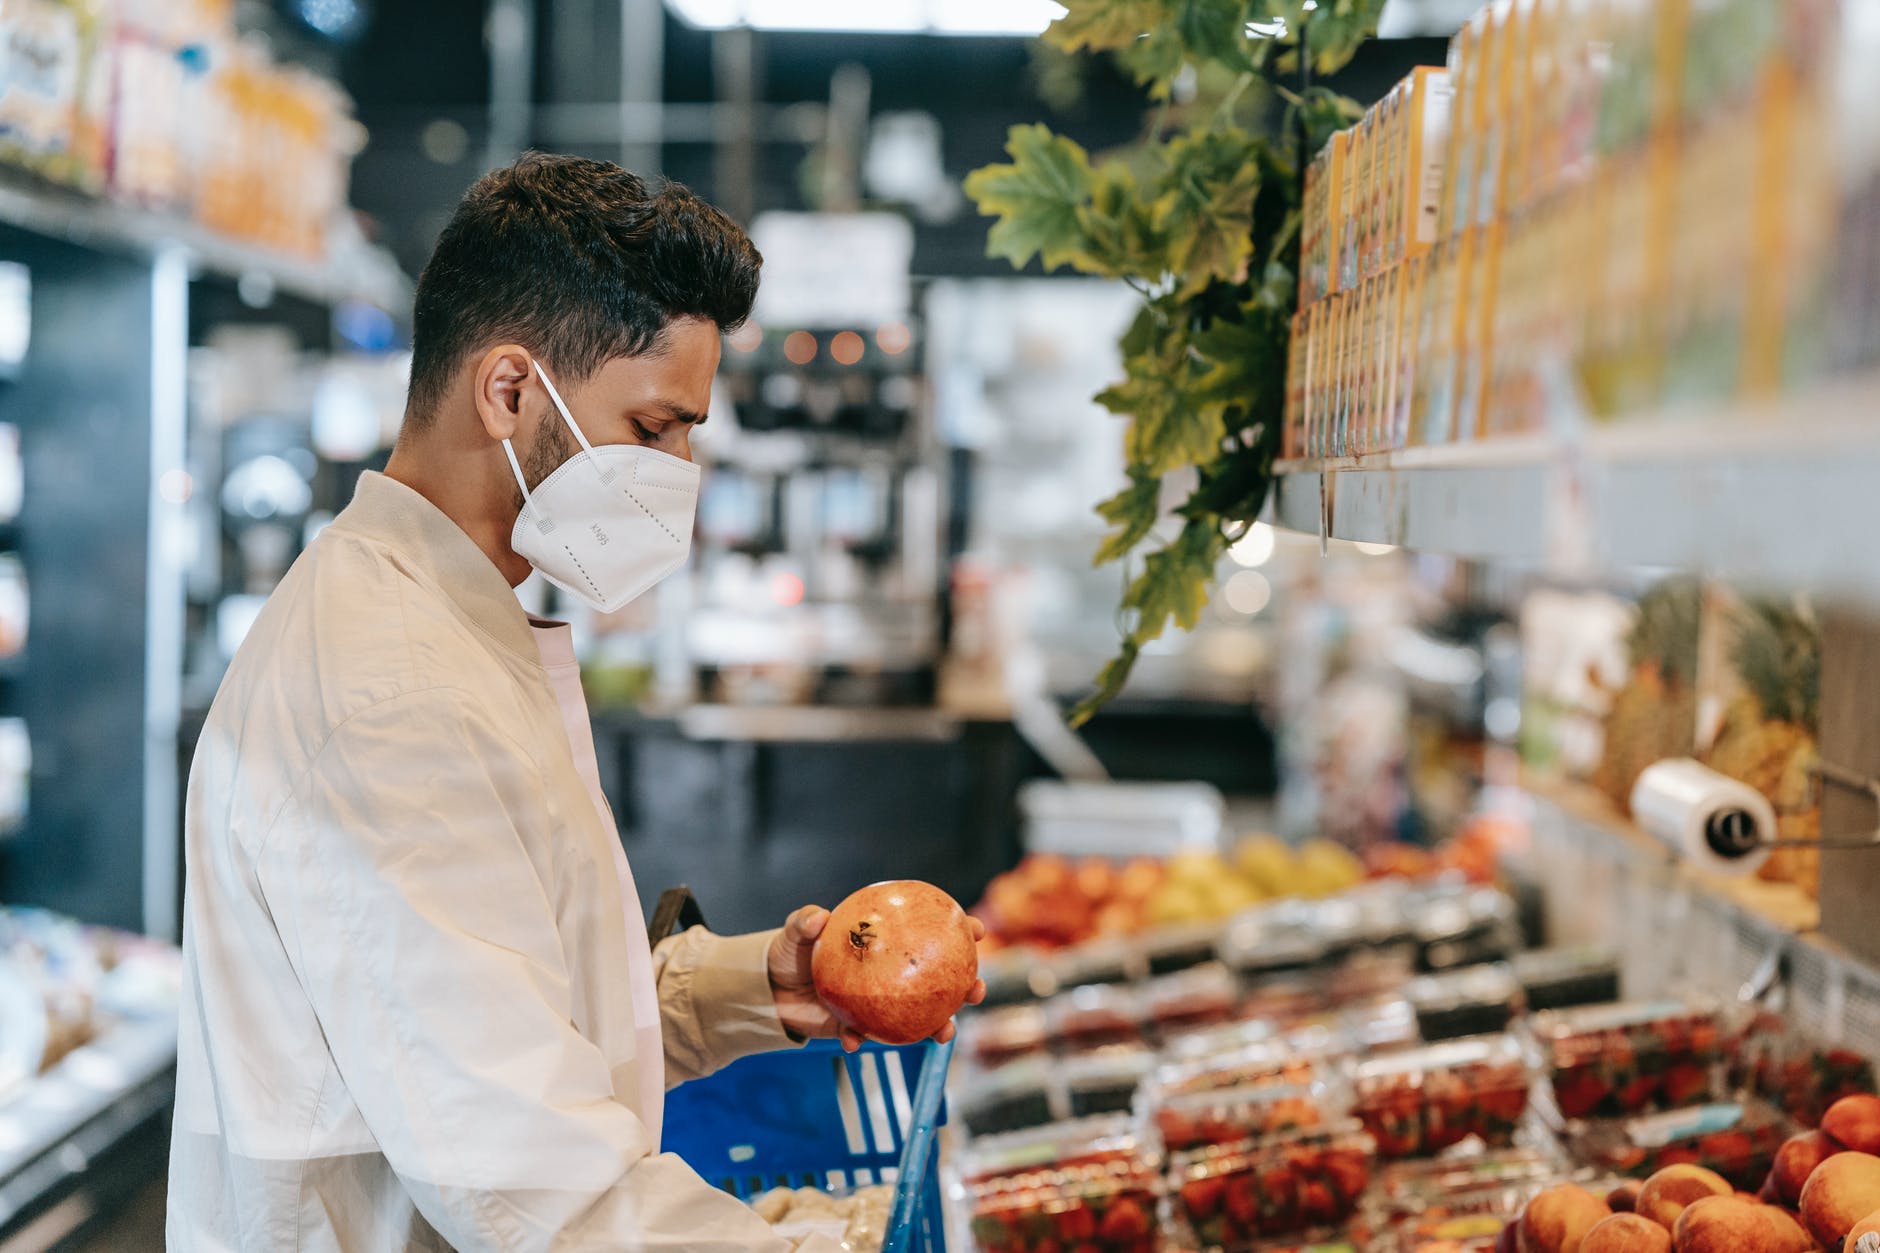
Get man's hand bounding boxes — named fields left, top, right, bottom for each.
left=768, top=904, right=987, bottom=1051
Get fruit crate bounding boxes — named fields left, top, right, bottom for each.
left=664, top=1038, right=952, bottom=1252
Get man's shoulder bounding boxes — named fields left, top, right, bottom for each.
left=216, top=528, right=513, bottom=727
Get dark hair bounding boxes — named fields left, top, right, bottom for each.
left=404, top=153, right=761, bottom=423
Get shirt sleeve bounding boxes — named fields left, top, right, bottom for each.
left=257, top=686, right=796, bottom=1252
left=653, top=925, right=800, bottom=1087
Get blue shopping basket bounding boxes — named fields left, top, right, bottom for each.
left=663, top=1037, right=953, bottom=1253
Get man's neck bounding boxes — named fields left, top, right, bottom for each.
left=384, top=433, right=533, bottom=589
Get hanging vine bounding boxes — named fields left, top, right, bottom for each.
left=964, top=0, right=1385, bottom=724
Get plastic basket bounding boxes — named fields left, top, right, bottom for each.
left=664, top=1038, right=952, bottom=1252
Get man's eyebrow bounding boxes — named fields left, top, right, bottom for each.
left=652, top=399, right=708, bottom=426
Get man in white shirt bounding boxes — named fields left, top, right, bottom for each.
left=169, top=153, right=980, bottom=1251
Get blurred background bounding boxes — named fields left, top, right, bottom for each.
left=0, top=0, right=1877, bottom=1249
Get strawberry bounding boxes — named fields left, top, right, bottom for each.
left=1096, top=1196, right=1151, bottom=1243
left=1662, top=1061, right=1710, bottom=1106
left=1322, top=1147, right=1370, bottom=1203
left=1031, top=1238, right=1063, bottom=1253
left=1697, top=1129, right=1753, bottom=1171
left=1260, top=1164, right=1301, bottom=1231
left=1616, top=1074, right=1662, bottom=1112
left=1298, top=1178, right=1339, bottom=1225
left=1554, top=1068, right=1608, bottom=1119
left=1224, top=1172, right=1261, bottom=1225
left=1179, top=1175, right=1226, bottom=1221
left=1053, top=1204, right=1097, bottom=1241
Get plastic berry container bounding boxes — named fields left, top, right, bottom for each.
left=1731, top=1009, right=1877, bottom=1128
left=1363, top=1146, right=1564, bottom=1219
left=1150, top=1080, right=1336, bottom=1152
left=963, top=1004, right=1050, bottom=1069
left=1147, top=963, right=1243, bottom=1037
left=966, top=1171, right=1160, bottom=1253
left=1169, top=1122, right=1377, bottom=1251
left=1406, top=964, right=1521, bottom=1042
left=1531, top=1000, right=1726, bottom=1121
left=957, top=1057, right=1059, bottom=1138
left=1348, top=1035, right=1535, bottom=1158
left=1152, top=1036, right=1322, bottom=1099
left=956, top=1113, right=1150, bottom=1184
left=1142, top=920, right=1228, bottom=977
left=1509, top=946, right=1621, bottom=1014
left=1566, top=1098, right=1796, bottom=1190
left=1046, top=983, right=1148, bottom=1053
left=1063, top=1046, right=1157, bottom=1120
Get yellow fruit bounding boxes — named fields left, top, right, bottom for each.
left=1297, top=839, right=1364, bottom=895
left=1233, top=835, right=1298, bottom=895
left=1168, top=849, right=1229, bottom=888
left=1202, top=876, right=1265, bottom=918
left=1146, top=882, right=1210, bottom=925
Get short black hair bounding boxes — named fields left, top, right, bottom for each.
left=404, top=153, right=761, bottom=423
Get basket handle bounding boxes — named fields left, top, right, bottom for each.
left=648, top=885, right=708, bottom=949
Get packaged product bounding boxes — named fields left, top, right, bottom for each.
left=1531, top=1000, right=1726, bottom=1121
left=1146, top=962, right=1241, bottom=1036
left=1406, top=963, right=1521, bottom=1042
left=1151, top=1079, right=1337, bottom=1153
left=963, top=1003, right=1050, bottom=1068
left=959, top=1117, right=1161, bottom=1253
left=1045, top=982, right=1146, bottom=1053
left=1285, top=310, right=1308, bottom=461
left=0, top=0, right=106, bottom=188
left=1567, top=1098, right=1794, bottom=1189
left=958, top=1055, right=1059, bottom=1137
left=1063, top=1046, right=1156, bottom=1119
left=1349, top=1034, right=1536, bottom=1158
left=1169, top=1122, right=1376, bottom=1250
left=1508, top=946, right=1621, bottom=1013
left=1732, top=1009, right=1875, bottom=1128
left=1402, top=67, right=1454, bottom=260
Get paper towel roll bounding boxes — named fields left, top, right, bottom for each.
left=1630, top=758, right=1775, bottom=877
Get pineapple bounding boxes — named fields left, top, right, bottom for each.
left=1703, top=598, right=1822, bottom=898
left=1596, top=579, right=1701, bottom=809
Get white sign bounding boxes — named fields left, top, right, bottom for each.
left=749, top=212, right=913, bottom=328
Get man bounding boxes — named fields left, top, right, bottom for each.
left=169, top=153, right=981, bottom=1251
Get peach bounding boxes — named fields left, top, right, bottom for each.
left=1497, top=1220, right=1519, bottom=1253
left=1636, top=1165, right=1732, bottom=1231
left=1801, top=1152, right=1880, bottom=1250
left=1607, top=1181, right=1644, bottom=1213
left=1521, top=1183, right=1612, bottom=1253
left=1825, top=1096, right=1880, bottom=1155
left=1670, top=1195, right=1812, bottom=1253
left=1580, top=1212, right=1672, bottom=1253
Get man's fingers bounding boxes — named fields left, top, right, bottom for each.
left=840, top=1028, right=863, bottom=1052
left=786, top=904, right=828, bottom=942
left=933, top=1020, right=957, bottom=1044
left=968, top=917, right=987, bottom=942
left=966, top=979, right=987, bottom=1006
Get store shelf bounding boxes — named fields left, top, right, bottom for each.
left=0, top=171, right=408, bottom=312
left=1517, top=777, right=1880, bottom=1058
left=1272, top=373, right=1880, bottom=601
left=0, top=1017, right=177, bottom=1231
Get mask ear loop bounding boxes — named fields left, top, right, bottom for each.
left=532, top=360, right=616, bottom=485
left=502, top=438, right=553, bottom=535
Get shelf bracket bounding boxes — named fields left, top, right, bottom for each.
left=1762, top=759, right=1880, bottom=850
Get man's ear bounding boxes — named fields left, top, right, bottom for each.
left=472, top=345, right=535, bottom=442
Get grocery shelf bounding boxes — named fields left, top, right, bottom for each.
left=0, top=171, right=408, bottom=312
left=1272, top=373, right=1880, bottom=602
left=1517, top=777, right=1880, bottom=1060
left=0, top=1017, right=177, bottom=1232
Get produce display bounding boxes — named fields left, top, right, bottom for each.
left=1530, top=1001, right=1724, bottom=1121
left=1152, top=1082, right=1331, bottom=1153
left=1735, top=1010, right=1876, bottom=1128
left=810, top=880, right=978, bottom=1045
left=961, top=1122, right=1163, bottom=1253
left=1347, top=1036, right=1533, bottom=1159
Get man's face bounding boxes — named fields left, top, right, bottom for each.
left=519, top=316, right=720, bottom=496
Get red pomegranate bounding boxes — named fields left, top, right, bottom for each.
left=811, top=881, right=978, bottom=1045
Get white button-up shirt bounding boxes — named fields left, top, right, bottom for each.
left=170, top=471, right=808, bottom=1251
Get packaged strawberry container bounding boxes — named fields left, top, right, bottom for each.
left=1732, top=1009, right=1876, bottom=1127
left=1147, top=963, right=1242, bottom=1036
left=1168, top=1122, right=1376, bottom=1250
left=1362, top=1146, right=1563, bottom=1219
left=1566, top=1098, right=1795, bottom=1189
left=1047, top=983, right=1148, bottom=1053
left=1349, top=1035, right=1536, bottom=1158
left=1508, top=946, right=1621, bottom=1013
left=1063, top=1046, right=1156, bottom=1119
left=1152, top=1036, right=1322, bottom=1099
left=957, top=1057, right=1059, bottom=1138
left=960, top=1120, right=1162, bottom=1253
left=1150, top=1080, right=1339, bottom=1152
left=1531, top=1000, right=1726, bottom=1120
left=964, top=1004, right=1050, bottom=1069
left=957, top=1113, right=1150, bottom=1184
left=1406, top=964, right=1521, bottom=1042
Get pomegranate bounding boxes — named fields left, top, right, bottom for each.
left=811, top=880, right=979, bottom=1045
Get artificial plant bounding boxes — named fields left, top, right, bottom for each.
left=964, top=0, right=1386, bottom=724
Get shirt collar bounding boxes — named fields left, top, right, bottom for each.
left=331, top=471, right=540, bottom=663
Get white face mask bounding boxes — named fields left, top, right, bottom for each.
left=501, top=360, right=700, bottom=614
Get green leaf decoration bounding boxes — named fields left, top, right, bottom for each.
left=1068, top=637, right=1142, bottom=727
left=1094, top=472, right=1163, bottom=565
left=962, top=124, right=1096, bottom=272
left=1127, top=517, right=1227, bottom=640
left=1043, top=0, right=1169, bottom=55
left=1152, top=126, right=1262, bottom=293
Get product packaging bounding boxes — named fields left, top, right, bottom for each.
left=1566, top=1098, right=1794, bottom=1189
left=1349, top=1034, right=1536, bottom=1158
left=1169, top=1122, right=1376, bottom=1250
left=1531, top=1000, right=1727, bottom=1121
